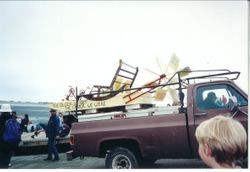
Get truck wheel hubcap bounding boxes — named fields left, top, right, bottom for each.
left=112, top=154, right=131, bottom=169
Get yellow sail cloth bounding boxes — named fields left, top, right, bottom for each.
left=154, top=88, right=167, bottom=101
left=113, top=76, right=123, bottom=90
left=168, top=53, right=180, bottom=72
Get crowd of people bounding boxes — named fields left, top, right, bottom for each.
left=0, top=104, right=70, bottom=168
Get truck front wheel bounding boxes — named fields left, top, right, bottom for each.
left=105, top=147, right=138, bottom=169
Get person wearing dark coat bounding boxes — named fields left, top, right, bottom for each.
left=0, top=104, right=15, bottom=168
left=44, top=109, right=60, bottom=161
left=21, top=114, right=30, bottom=132
left=203, top=92, right=220, bottom=109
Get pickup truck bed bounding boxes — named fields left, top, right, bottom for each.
left=71, top=112, right=193, bottom=159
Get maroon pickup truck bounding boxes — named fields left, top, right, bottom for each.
left=66, top=70, right=248, bottom=168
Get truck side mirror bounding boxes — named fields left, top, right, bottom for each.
left=228, top=96, right=238, bottom=112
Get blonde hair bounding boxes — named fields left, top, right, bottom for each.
left=195, top=115, right=247, bottom=165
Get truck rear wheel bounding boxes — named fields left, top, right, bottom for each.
left=105, top=147, right=138, bottom=169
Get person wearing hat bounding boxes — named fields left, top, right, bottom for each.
left=44, top=109, right=60, bottom=161
left=0, top=104, right=14, bottom=168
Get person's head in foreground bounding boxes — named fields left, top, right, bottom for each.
left=195, top=115, right=247, bottom=168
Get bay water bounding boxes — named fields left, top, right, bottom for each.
left=7, top=103, right=50, bottom=125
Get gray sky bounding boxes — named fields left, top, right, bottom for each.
left=0, top=1, right=248, bottom=102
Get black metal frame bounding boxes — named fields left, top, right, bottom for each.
left=75, top=69, right=240, bottom=114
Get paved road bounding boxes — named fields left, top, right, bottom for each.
left=10, top=153, right=208, bottom=169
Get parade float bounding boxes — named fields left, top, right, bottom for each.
left=48, top=54, right=191, bottom=122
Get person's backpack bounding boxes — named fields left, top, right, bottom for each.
left=2, top=119, right=22, bottom=143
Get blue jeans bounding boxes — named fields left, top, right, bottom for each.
left=47, top=137, right=59, bottom=159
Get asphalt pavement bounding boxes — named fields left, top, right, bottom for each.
left=10, top=153, right=208, bottom=169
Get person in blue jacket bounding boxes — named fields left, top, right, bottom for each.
left=0, top=104, right=15, bottom=168
left=44, top=109, right=60, bottom=161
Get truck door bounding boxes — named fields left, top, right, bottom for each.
left=192, top=83, right=248, bottom=157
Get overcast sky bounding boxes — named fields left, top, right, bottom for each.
left=0, top=1, right=248, bottom=102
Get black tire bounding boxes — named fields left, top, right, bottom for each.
left=105, top=147, right=138, bottom=169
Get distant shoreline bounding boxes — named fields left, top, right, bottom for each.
left=0, top=100, right=52, bottom=105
